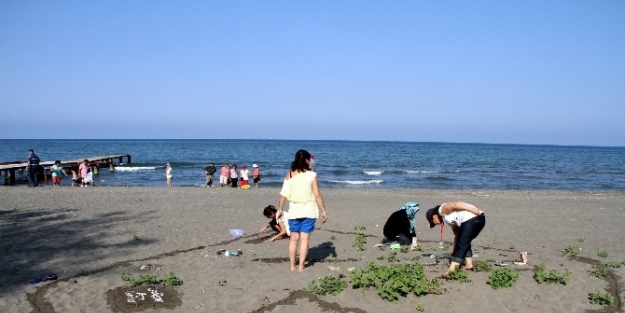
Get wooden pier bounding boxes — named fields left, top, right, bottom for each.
left=1, top=154, right=131, bottom=186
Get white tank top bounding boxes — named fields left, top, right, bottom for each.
left=438, top=202, right=476, bottom=227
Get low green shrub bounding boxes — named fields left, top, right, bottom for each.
left=589, top=264, right=609, bottom=279
left=353, top=226, right=367, bottom=251
left=163, top=272, right=183, bottom=286
left=387, top=252, right=398, bottom=263
left=445, top=268, right=471, bottom=284
left=120, top=272, right=160, bottom=288
left=589, top=289, right=614, bottom=306
left=487, top=268, right=519, bottom=289
left=562, top=245, right=581, bottom=258
left=350, top=262, right=442, bottom=302
left=474, top=259, right=495, bottom=272
left=596, top=250, right=609, bottom=258
left=534, top=263, right=572, bottom=285
left=308, top=274, right=348, bottom=296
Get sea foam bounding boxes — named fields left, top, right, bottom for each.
left=114, top=166, right=157, bottom=172
left=363, top=171, right=383, bottom=176
left=330, top=179, right=383, bottom=185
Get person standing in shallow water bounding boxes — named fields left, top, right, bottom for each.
left=204, top=163, right=216, bottom=187
left=252, top=164, right=261, bottom=188
left=279, top=149, right=327, bottom=272
left=166, top=163, right=173, bottom=187
left=229, top=164, right=239, bottom=187
left=425, top=201, right=486, bottom=275
left=219, top=163, right=229, bottom=187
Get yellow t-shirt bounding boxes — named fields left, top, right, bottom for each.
left=280, top=171, right=319, bottom=219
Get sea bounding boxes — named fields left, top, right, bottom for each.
left=1, top=139, right=624, bottom=190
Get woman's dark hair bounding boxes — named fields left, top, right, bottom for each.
left=425, top=205, right=442, bottom=228
left=263, top=205, right=277, bottom=218
left=232, top=164, right=237, bottom=169
left=290, top=149, right=311, bottom=172
left=55, top=160, right=61, bottom=165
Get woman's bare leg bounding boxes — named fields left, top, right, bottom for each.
left=289, top=232, right=300, bottom=271
left=298, top=233, right=311, bottom=272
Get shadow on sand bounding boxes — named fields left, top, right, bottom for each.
left=0, top=207, right=158, bottom=296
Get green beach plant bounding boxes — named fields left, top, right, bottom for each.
left=415, top=303, right=425, bottom=312
left=350, top=262, right=442, bottom=302
left=474, top=259, right=495, bottom=272
left=596, top=250, right=609, bottom=258
left=120, top=271, right=182, bottom=288
left=562, top=245, right=581, bottom=258
left=589, top=264, right=609, bottom=279
left=445, top=268, right=471, bottom=284
left=534, top=263, right=572, bottom=285
left=387, top=252, right=398, bottom=263
left=588, top=289, right=614, bottom=306
left=163, top=272, right=183, bottom=286
left=308, top=274, right=348, bottom=296
left=353, top=226, right=367, bottom=251
left=487, top=268, right=519, bottom=289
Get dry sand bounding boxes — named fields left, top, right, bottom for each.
left=0, top=187, right=624, bottom=313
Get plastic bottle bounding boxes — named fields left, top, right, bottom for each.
left=225, top=250, right=240, bottom=257
left=439, top=241, right=445, bottom=249
left=217, top=249, right=242, bottom=257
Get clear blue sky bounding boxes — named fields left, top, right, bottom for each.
left=1, top=1, right=624, bottom=146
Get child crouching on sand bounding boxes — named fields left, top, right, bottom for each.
left=259, top=205, right=290, bottom=242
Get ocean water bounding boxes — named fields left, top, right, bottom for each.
left=1, top=139, right=624, bottom=190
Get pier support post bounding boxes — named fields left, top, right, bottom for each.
left=4, top=169, right=16, bottom=185
left=41, top=166, right=48, bottom=185
left=109, top=159, right=115, bottom=173
left=92, top=165, right=99, bottom=176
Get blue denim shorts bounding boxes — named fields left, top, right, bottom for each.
left=288, top=218, right=316, bottom=233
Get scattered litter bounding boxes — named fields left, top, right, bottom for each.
left=373, top=243, right=385, bottom=247
left=347, top=267, right=355, bottom=272
left=327, top=266, right=340, bottom=271
left=229, top=229, right=244, bottom=237
left=389, top=243, right=401, bottom=250
left=514, top=251, right=528, bottom=265
left=494, top=262, right=509, bottom=267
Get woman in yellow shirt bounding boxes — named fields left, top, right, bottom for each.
left=279, top=149, right=327, bottom=272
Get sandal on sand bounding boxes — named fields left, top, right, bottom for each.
left=29, top=273, right=58, bottom=284
left=44, top=273, right=58, bottom=281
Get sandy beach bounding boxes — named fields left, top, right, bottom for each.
left=1, top=187, right=624, bottom=313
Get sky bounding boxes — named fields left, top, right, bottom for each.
left=1, top=1, right=624, bottom=146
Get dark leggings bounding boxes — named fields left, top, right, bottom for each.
left=230, top=177, right=238, bottom=187
left=452, top=214, right=486, bottom=265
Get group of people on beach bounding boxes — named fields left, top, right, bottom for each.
left=216, top=163, right=261, bottom=189
left=23, top=149, right=93, bottom=187
left=262, top=148, right=485, bottom=275
left=163, top=162, right=261, bottom=189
